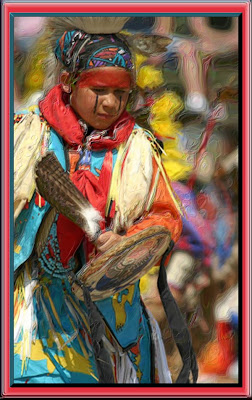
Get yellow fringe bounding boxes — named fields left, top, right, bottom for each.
left=67, top=316, right=89, bottom=359
left=41, top=284, right=65, bottom=332
left=145, top=169, right=160, bottom=212
left=21, top=331, right=29, bottom=375
left=14, top=270, right=25, bottom=306
left=66, top=295, right=91, bottom=335
left=152, top=150, right=184, bottom=216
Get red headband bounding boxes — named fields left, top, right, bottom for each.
left=77, top=67, right=132, bottom=89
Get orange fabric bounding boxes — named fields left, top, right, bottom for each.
left=68, top=150, right=80, bottom=179
left=126, top=158, right=182, bottom=243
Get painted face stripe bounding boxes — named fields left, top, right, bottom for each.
left=78, top=68, right=132, bottom=89
left=93, top=95, right=99, bottom=114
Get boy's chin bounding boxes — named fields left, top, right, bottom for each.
left=93, top=122, right=113, bottom=130
left=87, top=117, right=118, bottom=131
left=82, top=111, right=123, bottom=130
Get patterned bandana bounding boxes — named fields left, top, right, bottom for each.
left=55, top=30, right=133, bottom=74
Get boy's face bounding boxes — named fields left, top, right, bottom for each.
left=69, top=67, right=132, bottom=130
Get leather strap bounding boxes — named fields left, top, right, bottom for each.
left=157, top=240, right=198, bottom=383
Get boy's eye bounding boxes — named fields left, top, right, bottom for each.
left=115, top=89, right=128, bottom=96
left=92, top=88, right=106, bottom=94
left=91, top=88, right=129, bottom=96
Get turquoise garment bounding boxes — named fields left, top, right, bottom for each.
left=14, top=119, right=67, bottom=271
left=14, top=119, right=153, bottom=384
left=128, top=309, right=152, bottom=383
left=96, top=283, right=142, bottom=349
left=14, top=195, right=50, bottom=271
left=14, top=271, right=99, bottom=384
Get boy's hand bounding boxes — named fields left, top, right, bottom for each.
left=95, top=231, right=124, bottom=254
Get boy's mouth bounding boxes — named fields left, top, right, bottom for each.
left=97, top=113, right=116, bottom=119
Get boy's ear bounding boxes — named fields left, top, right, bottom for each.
left=60, top=71, right=72, bottom=93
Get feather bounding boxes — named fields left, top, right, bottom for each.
left=46, top=17, right=130, bottom=44
left=35, top=207, right=57, bottom=258
left=35, top=152, right=102, bottom=241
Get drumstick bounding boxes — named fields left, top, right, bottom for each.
left=35, top=152, right=102, bottom=241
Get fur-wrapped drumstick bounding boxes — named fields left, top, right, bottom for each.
left=34, top=152, right=102, bottom=241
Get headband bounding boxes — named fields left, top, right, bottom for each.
left=55, top=30, right=133, bottom=74
left=77, top=68, right=132, bottom=89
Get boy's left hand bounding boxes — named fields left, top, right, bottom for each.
left=95, top=231, right=124, bottom=254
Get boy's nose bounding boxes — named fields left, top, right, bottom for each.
left=103, top=93, right=118, bottom=110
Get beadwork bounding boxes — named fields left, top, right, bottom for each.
left=38, top=214, right=76, bottom=278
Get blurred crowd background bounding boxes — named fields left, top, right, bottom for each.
left=13, top=16, right=239, bottom=384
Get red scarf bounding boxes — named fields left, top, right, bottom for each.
left=39, top=85, right=135, bottom=265
left=39, top=84, right=135, bottom=150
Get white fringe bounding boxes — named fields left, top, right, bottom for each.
left=14, top=269, right=38, bottom=362
left=115, top=351, right=139, bottom=384
left=146, top=309, right=173, bottom=383
left=101, top=335, right=139, bottom=383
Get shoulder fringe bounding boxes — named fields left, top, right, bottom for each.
left=14, top=112, right=49, bottom=222
left=107, top=127, right=152, bottom=232
left=107, top=126, right=183, bottom=233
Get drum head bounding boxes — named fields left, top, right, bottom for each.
left=72, top=225, right=171, bottom=300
